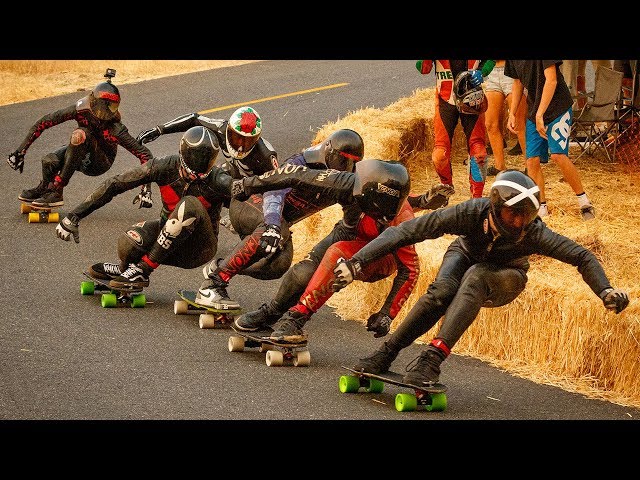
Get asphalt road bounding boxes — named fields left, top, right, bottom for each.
left=1, top=61, right=637, bottom=431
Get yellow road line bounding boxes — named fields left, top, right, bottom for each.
left=198, top=83, right=350, bottom=114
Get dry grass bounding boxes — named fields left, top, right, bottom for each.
left=0, top=60, right=260, bottom=106
left=291, top=87, right=640, bottom=409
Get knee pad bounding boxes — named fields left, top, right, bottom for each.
left=290, top=259, right=318, bottom=290
left=117, top=232, right=147, bottom=266
left=424, top=277, right=459, bottom=309
left=70, top=128, right=87, bottom=146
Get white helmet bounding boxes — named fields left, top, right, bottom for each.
left=225, top=106, right=262, bottom=159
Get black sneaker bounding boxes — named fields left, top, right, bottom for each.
left=352, top=341, right=399, bottom=375
left=402, top=347, right=446, bottom=386
left=507, top=142, right=522, bottom=156
left=89, top=262, right=122, bottom=280
left=269, top=310, right=310, bottom=343
left=486, top=165, right=503, bottom=176
left=234, top=302, right=282, bottom=331
left=195, top=274, right=240, bottom=310
left=32, top=184, right=64, bottom=207
left=18, top=180, right=48, bottom=202
left=109, top=262, right=152, bottom=289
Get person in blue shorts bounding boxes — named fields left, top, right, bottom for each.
left=504, top=60, right=595, bottom=220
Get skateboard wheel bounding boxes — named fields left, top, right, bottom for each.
left=365, top=378, right=384, bottom=393
left=80, top=281, right=95, bottom=295
left=228, top=335, right=245, bottom=352
left=339, top=375, right=361, bottom=393
left=101, top=293, right=118, bottom=308
left=47, top=212, right=59, bottom=223
left=395, top=393, right=418, bottom=412
left=265, top=350, right=284, bottom=367
left=259, top=342, right=276, bottom=353
left=27, top=212, right=40, bottom=223
left=20, top=203, right=31, bottom=214
left=293, top=350, right=311, bottom=367
left=174, top=300, right=189, bottom=315
left=426, top=393, right=447, bottom=412
left=199, top=313, right=216, bottom=329
left=131, top=294, right=146, bottom=308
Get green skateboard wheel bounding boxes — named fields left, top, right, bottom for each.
left=395, top=393, right=418, bottom=412
left=339, top=375, right=360, bottom=393
left=80, top=281, right=95, bottom=295
left=426, top=392, right=447, bottom=412
left=101, top=293, right=117, bottom=308
left=365, top=378, right=384, bottom=393
left=131, top=294, right=146, bottom=308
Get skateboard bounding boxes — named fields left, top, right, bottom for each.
left=339, top=366, right=448, bottom=412
left=20, top=200, right=60, bottom=223
left=228, top=325, right=311, bottom=367
left=80, top=272, right=147, bottom=308
left=174, top=290, right=242, bottom=329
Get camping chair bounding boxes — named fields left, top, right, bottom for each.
left=570, top=66, right=624, bottom=163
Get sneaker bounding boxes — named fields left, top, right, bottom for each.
left=352, top=341, right=399, bottom=375
left=486, top=165, right=503, bottom=177
left=581, top=205, right=596, bottom=221
left=32, top=184, right=64, bottom=207
left=109, top=262, right=152, bottom=289
left=89, top=262, right=122, bottom=280
left=538, top=203, right=549, bottom=218
left=234, top=302, right=282, bottom=332
left=507, top=142, right=522, bottom=156
left=402, top=347, right=446, bottom=386
left=18, top=180, right=48, bottom=202
left=269, top=309, right=310, bottom=343
left=195, top=275, right=240, bottom=310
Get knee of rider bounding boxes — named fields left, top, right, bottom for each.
left=118, top=230, right=146, bottom=264
left=70, top=128, right=87, bottom=146
left=291, top=259, right=317, bottom=286
left=426, top=278, right=458, bottom=307
left=469, top=144, right=487, bottom=162
left=321, top=243, right=350, bottom=269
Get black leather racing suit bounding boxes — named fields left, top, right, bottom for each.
left=14, top=97, right=152, bottom=187
left=67, top=156, right=232, bottom=270
left=348, top=197, right=616, bottom=353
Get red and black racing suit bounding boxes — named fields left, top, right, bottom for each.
left=348, top=198, right=617, bottom=357
left=417, top=60, right=489, bottom=198
left=233, top=166, right=420, bottom=325
left=66, top=156, right=232, bottom=271
left=14, top=96, right=152, bottom=188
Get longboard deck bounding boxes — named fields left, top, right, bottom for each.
left=81, top=272, right=148, bottom=308
left=341, top=366, right=447, bottom=393
left=83, top=271, right=143, bottom=293
left=20, top=200, right=60, bottom=223
left=231, top=325, right=307, bottom=348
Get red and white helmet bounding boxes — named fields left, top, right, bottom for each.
left=225, top=106, right=262, bottom=160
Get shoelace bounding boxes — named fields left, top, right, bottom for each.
left=121, top=264, right=142, bottom=279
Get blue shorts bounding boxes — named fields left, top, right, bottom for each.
left=525, top=108, right=573, bottom=163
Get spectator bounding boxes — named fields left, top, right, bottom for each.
left=504, top=60, right=595, bottom=220
left=562, top=60, right=612, bottom=109
left=484, top=60, right=527, bottom=176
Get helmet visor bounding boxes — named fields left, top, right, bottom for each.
left=227, top=128, right=259, bottom=157
left=90, top=96, right=119, bottom=120
left=179, top=154, right=215, bottom=181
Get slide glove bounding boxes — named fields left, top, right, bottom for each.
left=469, top=69, right=483, bottom=87
left=260, top=224, right=282, bottom=254
left=332, top=257, right=362, bottom=292
left=136, top=126, right=162, bottom=144
left=366, top=311, right=392, bottom=338
left=231, top=179, right=250, bottom=202
left=416, top=183, right=455, bottom=210
left=7, top=151, right=25, bottom=173
left=133, top=183, right=153, bottom=209
left=56, top=214, right=80, bottom=243
left=600, top=288, right=629, bottom=314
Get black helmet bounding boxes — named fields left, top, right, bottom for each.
left=303, top=129, right=364, bottom=172
left=454, top=71, right=488, bottom=115
left=353, top=159, right=410, bottom=224
left=89, top=81, right=120, bottom=120
left=490, top=170, right=541, bottom=239
left=225, top=106, right=262, bottom=160
left=179, top=126, right=220, bottom=181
